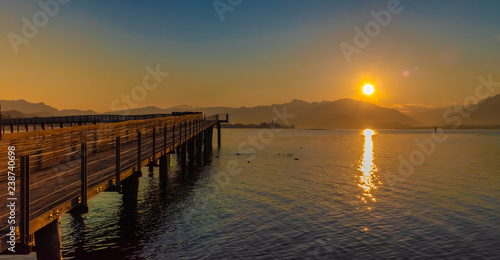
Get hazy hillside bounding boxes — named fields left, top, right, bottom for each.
left=460, top=94, right=500, bottom=125
left=0, top=99, right=98, bottom=117
left=4, top=95, right=500, bottom=129
left=107, top=98, right=418, bottom=129
left=0, top=110, right=30, bottom=119
left=292, top=99, right=416, bottom=129
left=408, top=107, right=449, bottom=126
left=0, top=99, right=59, bottom=115
left=408, top=94, right=500, bottom=126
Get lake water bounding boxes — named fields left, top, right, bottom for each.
left=60, top=129, right=500, bottom=259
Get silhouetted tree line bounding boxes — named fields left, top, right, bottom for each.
left=222, top=122, right=294, bottom=129
left=172, top=112, right=202, bottom=116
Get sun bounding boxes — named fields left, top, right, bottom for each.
left=362, top=84, right=375, bottom=95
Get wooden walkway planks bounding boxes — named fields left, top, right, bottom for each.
left=0, top=113, right=219, bottom=253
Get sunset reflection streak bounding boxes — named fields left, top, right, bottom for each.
left=358, top=129, right=378, bottom=205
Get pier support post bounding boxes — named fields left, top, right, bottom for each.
left=209, top=126, right=214, bottom=150
left=163, top=125, right=167, bottom=155
left=196, top=134, right=203, bottom=165
left=203, top=130, right=209, bottom=157
left=115, top=136, right=121, bottom=193
left=34, top=218, right=62, bottom=260
left=77, top=142, right=89, bottom=213
left=152, top=127, right=156, bottom=163
left=188, top=139, right=195, bottom=166
left=122, top=172, right=140, bottom=202
left=172, top=123, right=176, bottom=148
left=203, top=129, right=213, bottom=163
left=159, top=154, right=169, bottom=181
left=181, top=144, right=187, bottom=171
left=19, top=156, right=32, bottom=253
left=137, top=131, right=142, bottom=175
left=217, top=122, right=221, bottom=148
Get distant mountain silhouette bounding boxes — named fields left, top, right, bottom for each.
left=0, top=99, right=98, bottom=117
left=407, top=107, right=449, bottom=126
left=0, top=99, right=59, bottom=115
left=408, top=94, right=500, bottom=126
left=107, top=98, right=417, bottom=129
left=291, top=98, right=417, bottom=129
left=0, top=110, right=30, bottom=119
left=3, top=95, right=500, bottom=129
left=460, top=94, right=500, bottom=125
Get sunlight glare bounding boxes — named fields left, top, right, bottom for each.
left=358, top=129, right=378, bottom=205
left=362, top=84, right=375, bottom=95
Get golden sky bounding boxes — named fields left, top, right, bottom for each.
left=1, top=1, right=499, bottom=113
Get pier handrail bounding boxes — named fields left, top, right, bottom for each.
left=0, top=112, right=208, bottom=138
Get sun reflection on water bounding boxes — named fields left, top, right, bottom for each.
left=358, top=129, right=378, bottom=204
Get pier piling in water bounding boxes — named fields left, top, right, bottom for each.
left=122, top=172, right=140, bottom=202
left=34, top=219, right=62, bottom=260
left=188, top=139, right=195, bottom=166
left=217, top=122, right=221, bottom=148
left=159, top=154, right=169, bottom=181
left=181, top=143, right=187, bottom=171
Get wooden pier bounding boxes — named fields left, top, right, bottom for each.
left=0, top=112, right=228, bottom=259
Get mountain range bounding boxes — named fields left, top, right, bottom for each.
left=2, top=95, right=500, bottom=129
left=0, top=99, right=99, bottom=117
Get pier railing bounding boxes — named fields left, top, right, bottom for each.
left=0, top=112, right=205, bottom=137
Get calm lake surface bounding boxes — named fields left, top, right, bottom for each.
left=60, top=129, right=500, bottom=259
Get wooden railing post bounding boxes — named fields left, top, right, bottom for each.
left=137, top=131, right=142, bottom=173
left=163, top=125, right=167, bottom=154
left=172, top=123, right=175, bottom=147
left=115, top=136, right=121, bottom=192
left=20, top=155, right=31, bottom=252
left=152, top=127, right=156, bottom=162
left=80, top=142, right=88, bottom=210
